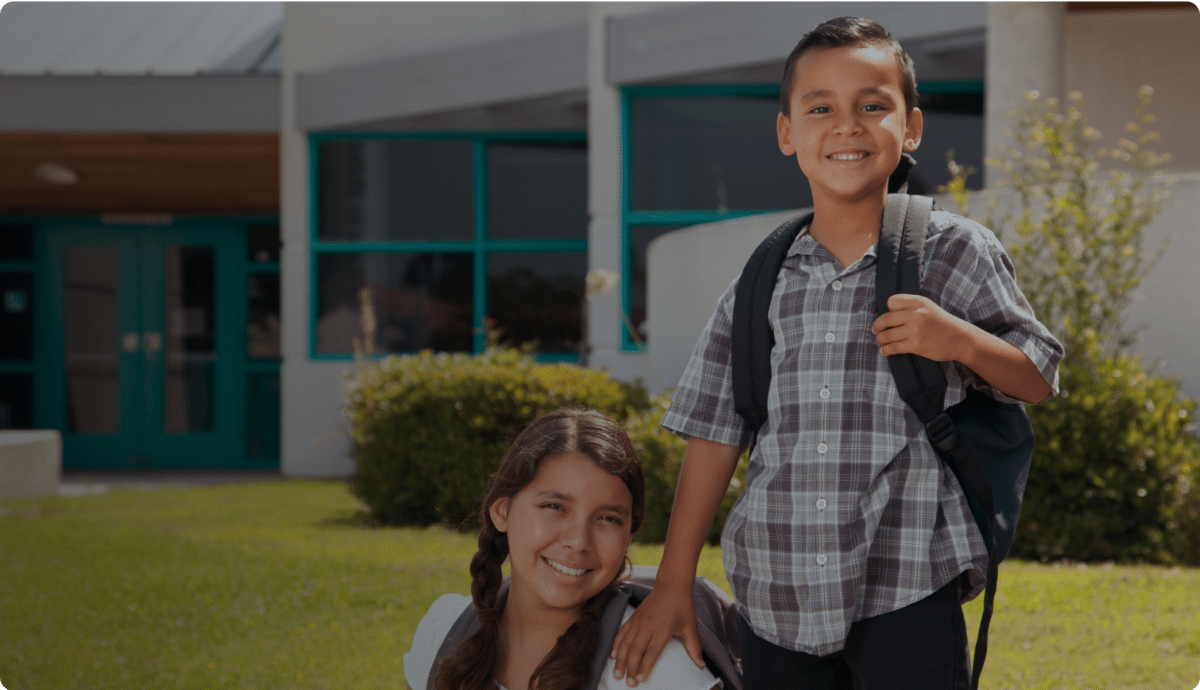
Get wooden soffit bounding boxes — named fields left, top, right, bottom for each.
left=0, top=132, right=279, bottom=215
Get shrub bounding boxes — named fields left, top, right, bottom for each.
left=1016, top=333, right=1200, bottom=564
left=626, top=392, right=747, bottom=545
left=343, top=348, right=649, bottom=527
left=945, top=88, right=1200, bottom=563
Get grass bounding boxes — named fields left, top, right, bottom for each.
left=0, top=481, right=1197, bottom=690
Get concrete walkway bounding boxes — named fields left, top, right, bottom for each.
left=57, top=469, right=286, bottom=497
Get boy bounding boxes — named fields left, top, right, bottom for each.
left=610, top=17, right=1063, bottom=690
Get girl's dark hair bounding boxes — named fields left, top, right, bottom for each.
left=434, top=408, right=645, bottom=690
left=780, top=16, right=919, bottom=116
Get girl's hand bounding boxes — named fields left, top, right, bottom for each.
left=610, top=584, right=705, bottom=687
left=871, top=293, right=968, bottom=362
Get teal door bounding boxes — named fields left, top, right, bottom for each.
left=45, top=223, right=251, bottom=468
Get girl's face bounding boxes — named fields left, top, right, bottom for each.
left=489, top=452, right=635, bottom=617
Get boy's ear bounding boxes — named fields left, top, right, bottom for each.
left=777, top=112, right=797, bottom=156
left=489, top=496, right=511, bottom=533
left=903, top=107, right=923, bottom=153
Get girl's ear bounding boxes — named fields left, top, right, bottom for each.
left=488, top=496, right=511, bottom=533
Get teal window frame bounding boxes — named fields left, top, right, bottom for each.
left=617, top=80, right=984, bottom=352
left=307, top=131, right=589, bottom=362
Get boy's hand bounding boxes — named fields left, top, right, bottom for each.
left=872, top=294, right=968, bottom=362
left=611, top=583, right=705, bottom=686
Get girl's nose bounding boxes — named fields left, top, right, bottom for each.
left=560, top=518, right=593, bottom=551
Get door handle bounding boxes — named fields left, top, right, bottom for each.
left=143, top=332, right=162, bottom=354
left=122, top=332, right=140, bottom=353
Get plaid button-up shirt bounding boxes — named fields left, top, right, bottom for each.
left=662, top=210, right=1063, bottom=656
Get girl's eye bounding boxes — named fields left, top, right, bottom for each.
left=601, top=514, right=624, bottom=525
left=541, top=502, right=563, bottom=511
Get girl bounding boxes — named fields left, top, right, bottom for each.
left=404, top=408, right=721, bottom=690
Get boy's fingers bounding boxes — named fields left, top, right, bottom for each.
left=626, top=633, right=670, bottom=687
left=682, top=627, right=706, bottom=668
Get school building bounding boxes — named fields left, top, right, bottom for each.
left=1, top=2, right=1196, bottom=478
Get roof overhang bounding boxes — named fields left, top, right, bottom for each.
left=297, top=24, right=588, bottom=132
left=0, top=74, right=279, bottom=132
left=605, top=2, right=988, bottom=84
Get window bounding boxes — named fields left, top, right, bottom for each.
left=311, top=133, right=588, bottom=359
left=0, top=223, right=36, bottom=429
left=619, top=81, right=984, bottom=351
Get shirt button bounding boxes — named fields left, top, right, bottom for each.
left=816, top=554, right=828, bottom=566
left=817, top=442, right=828, bottom=454
left=831, top=280, right=843, bottom=292
left=824, top=332, right=835, bottom=343
left=816, top=498, right=827, bottom=510
left=819, top=388, right=831, bottom=400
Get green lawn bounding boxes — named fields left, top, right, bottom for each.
left=0, top=481, right=1196, bottom=690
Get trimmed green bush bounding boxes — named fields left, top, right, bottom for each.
left=344, top=348, right=648, bottom=527
left=1016, top=333, right=1200, bottom=564
left=626, top=392, right=747, bottom=545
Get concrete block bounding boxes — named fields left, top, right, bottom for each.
left=0, top=430, right=62, bottom=498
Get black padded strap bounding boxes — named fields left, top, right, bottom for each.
left=732, top=211, right=813, bottom=445
left=877, top=193, right=998, bottom=690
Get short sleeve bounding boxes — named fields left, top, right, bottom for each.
left=598, top=606, right=723, bottom=690
left=923, top=213, right=1064, bottom=404
left=661, top=277, right=753, bottom=449
left=402, top=593, right=472, bottom=690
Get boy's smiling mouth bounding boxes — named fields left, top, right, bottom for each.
left=543, top=557, right=590, bottom=576
left=828, top=151, right=869, bottom=161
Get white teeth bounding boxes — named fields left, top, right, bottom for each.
left=830, top=152, right=867, bottom=161
left=545, top=558, right=587, bottom=576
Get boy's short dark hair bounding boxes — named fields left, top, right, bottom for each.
left=780, top=17, right=919, bottom=116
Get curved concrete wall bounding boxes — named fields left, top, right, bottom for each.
left=647, top=175, right=1200, bottom=402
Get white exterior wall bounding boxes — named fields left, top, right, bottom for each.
left=647, top=176, right=1200, bottom=402
left=280, top=3, right=593, bottom=476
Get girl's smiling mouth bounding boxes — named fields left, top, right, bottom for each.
left=543, top=557, right=590, bottom=576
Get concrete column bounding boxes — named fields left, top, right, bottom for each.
left=985, top=2, right=1065, bottom=188
left=584, top=3, right=658, bottom=388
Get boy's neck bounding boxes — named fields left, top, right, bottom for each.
left=807, top=189, right=887, bottom=270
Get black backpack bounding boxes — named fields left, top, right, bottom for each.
left=426, top=564, right=743, bottom=690
left=730, top=190, right=1034, bottom=690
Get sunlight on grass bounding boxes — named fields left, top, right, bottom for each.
left=1, top=481, right=1197, bottom=690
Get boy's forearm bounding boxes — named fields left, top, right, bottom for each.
left=655, top=437, right=742, bottom=588
left=955, top=322, right=1053, bottom=404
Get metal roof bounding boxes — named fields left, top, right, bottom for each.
left=0, top=2, right=281, bottom=76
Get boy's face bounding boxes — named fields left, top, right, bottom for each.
left=777, top=43, right=922, bottom=206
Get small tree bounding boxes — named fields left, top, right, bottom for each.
left=950, top=88, right=1173, bottom=369
left=944, top=88, right=1199, bottom=563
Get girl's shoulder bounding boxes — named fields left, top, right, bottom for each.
left=596, top=605, right=723, bottom=690
left=403, top=593, right=473, bottom=690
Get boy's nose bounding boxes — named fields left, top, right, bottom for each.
left=833, top=110, right=864, bottom=135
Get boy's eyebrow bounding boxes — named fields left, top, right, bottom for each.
left=799, top=86, right=893, bottom=103
left=533, top=489, right=631, bottom=517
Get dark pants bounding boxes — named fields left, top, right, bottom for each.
left=737, top=579, right=971, bottom=690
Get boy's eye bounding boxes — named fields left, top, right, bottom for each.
left=862, top=104, right=885, bottom=112
left=809, top=106, right=830, bottom=114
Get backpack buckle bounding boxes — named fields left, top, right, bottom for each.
left=925, top=413, right=958, bottom=452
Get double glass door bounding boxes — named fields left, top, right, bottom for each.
left=46, top=224, right=247, bottom=467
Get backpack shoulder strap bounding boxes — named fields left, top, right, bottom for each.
left=876, top=194, right=1004, bottom=690
left=732, top=211, right=813, bottom=440
left=426, top=583, right=509, bottom=690
left=585, top=586, right=636, bottom=690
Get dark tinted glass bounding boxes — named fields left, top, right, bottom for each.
left=249, top=224, right=280, bottom=263
left=487, top=252, right=585, bottom=353
left=0, top=224, right=34, bottom=261
left=318, top=139, right=475, bottom=242
left=248, top=273, right=281, bottom=360
left=0, top=373, right=33, bottom=429
left=487, top=142, right=588, bottom=240
left=64, top=246, right=119, bottom=434
left=247, top=371, right=280, bottom=461
left=0, top=272, right=34, bottom=360
left=317, top=252, right=474, bottom=354
left=163, top=246, right=215, bottom=433
left=628, top=225, right=686, bottom=339
left=629, top=96, right=810, bottom=211
left=909, top=92, right=985, bottom=194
